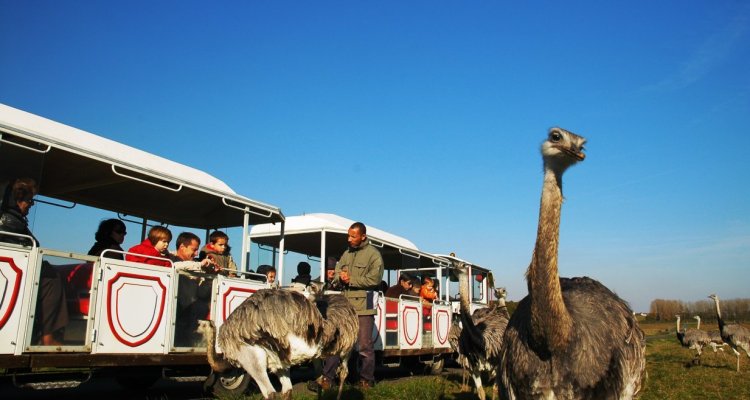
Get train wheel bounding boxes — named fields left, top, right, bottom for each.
left=206, top=368, right=252, bottom=397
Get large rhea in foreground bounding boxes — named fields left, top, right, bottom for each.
left=499, top=128, right=646, bottom=399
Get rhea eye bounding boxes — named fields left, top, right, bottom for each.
left=550, top=132, right=561, bottom=142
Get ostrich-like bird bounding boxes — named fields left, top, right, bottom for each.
left=693, top=315, right=725, bottom=352
left=708, top=294, right=750, bottom=372
left=449, top=286, right=509, bottom=398
left=499, top=128, right=646, bottom=399
left=448, top=288, right=510, bottom=399
left=675, top=314, right=712, bottom=363
left=197, top=286, right=358, bottom=399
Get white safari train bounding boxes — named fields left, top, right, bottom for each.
left=0, top=104, right=495, bottom=395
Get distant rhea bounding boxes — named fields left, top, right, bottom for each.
left=693, top=315, right=725, bottom=353
left=708, top=294, right=750, bottom=372
left=675, top=314, right=712, bottom=364
left=499, top=128, right=646, bottom=399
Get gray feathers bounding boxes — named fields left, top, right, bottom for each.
left=202, top=287, right=358, bottom=399
left=675, top=315, right=712, bottom=363
left=455, top=263, right=508, bottom=400
left=501, top=277, right=646, bottom=399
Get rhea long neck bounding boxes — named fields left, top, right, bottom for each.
left=527, top=166, right=573, bottom=352
left=712, top=297, right=725, bottom=331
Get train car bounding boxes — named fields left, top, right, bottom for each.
left=249, top=213, right=494, bottom=373
left=0, top=104, right=284, bottom=393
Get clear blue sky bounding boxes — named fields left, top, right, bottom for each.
left=2, top=1, right=748, bottom=312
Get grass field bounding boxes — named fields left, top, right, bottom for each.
left=232, top=320, right=750, bottom=400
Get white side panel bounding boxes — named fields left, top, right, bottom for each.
left=211, top=275, right=266, bottom=352
left=431, top=303, right=452, bottom=348
left=398, top=299, right=422, bottom=350
left=92, top=260, right=172, bottom=354
left=0, top=247, right=32, bottom=355
left=372, top=293, right=385, bottom=351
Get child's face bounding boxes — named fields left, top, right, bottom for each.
left=424, top=279, right=434, bottom=289
left=212, top=238, right=227, bottom=254
left=155, top=239, right=170, bottom=253
left=267, top=271, right=276, bottom=283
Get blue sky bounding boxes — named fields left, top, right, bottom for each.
left=2, top=1, right=749, bottom=312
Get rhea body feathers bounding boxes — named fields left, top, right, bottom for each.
left=199, top=287, right=358, bottom=399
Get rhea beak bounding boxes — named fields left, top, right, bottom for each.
left=554, top=144, right=586, bottom=161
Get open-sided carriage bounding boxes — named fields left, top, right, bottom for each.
left=0, top=104, right=283, bottom=392
left=249, top=213, right=495, bottom=373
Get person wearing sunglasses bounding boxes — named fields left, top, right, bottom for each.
left=88, top=218, right=127, bottom=260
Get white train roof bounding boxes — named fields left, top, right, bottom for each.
left=0, top=103, right=283, bottom=228
left=251, top=213, right=417, bottom=250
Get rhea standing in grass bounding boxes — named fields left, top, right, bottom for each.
left=499, top=128, right=646, bottom=399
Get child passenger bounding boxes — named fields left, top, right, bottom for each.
left=125, top=226, right=172, bottom=267
left=256, top=264, right=278, bottom=287
left=420, top=276, right=438, bottom=302
left=198, top=231, right=238, bottom=276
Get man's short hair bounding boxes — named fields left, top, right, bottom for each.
left=399, top=273, right=412, bottom=283
left=350, top=221, right=367, bottom=234
left=10, top=178, right=38, bottom=204
left=176, top=231, right=200, bottom=249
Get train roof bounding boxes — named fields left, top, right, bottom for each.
left=0, top=104, right=283, bottom=228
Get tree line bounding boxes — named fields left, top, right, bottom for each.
left=649, top=297, right=750, bottom=321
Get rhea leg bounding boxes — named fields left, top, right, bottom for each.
left=277, top=368, right=293, bottom=399
left=336, top=353, right=350, bottom=400
left=471, top=371, right=486, bottom=400
left=236, top=345, right=276, bottom=398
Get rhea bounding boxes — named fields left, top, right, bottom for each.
left=453, top=268, right=509, bottom=400
left=708, top=294, right=750, bottom=372
left=499, top=128, right=646, bottom=399
left=198, top=284, right=358, bottom=400
left=675, top=314, right=712, bottom=364
left=693, top=315, right=726, bottom=353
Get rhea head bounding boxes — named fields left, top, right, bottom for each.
left=541, top=127, right=587, bottom=173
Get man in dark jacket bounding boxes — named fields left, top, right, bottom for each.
left=311, top=221, right=384, bottom=390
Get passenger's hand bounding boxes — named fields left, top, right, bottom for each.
left=340, top=270, right=350, bottom=284
left=201, top=257, right=218, bottom=272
